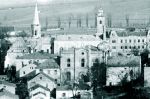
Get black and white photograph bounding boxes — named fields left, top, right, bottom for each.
left=0, top=0, right=150, bottom=99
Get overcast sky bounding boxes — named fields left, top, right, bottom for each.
left=0, top=0, right=94, bottom=7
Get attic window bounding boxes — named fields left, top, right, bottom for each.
left=40, top=77, right=42, bottom=80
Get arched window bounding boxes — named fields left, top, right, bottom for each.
left=81, top=58, right=85, bottom=67
left=99, top=20, right=102, bottom=24
left=67, top=58, right=71, bottom=67
left=66, top=72, right=71, bottom=81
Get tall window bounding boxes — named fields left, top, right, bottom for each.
left=66, top=72, right=71, bottom=81
left=99, top=20, right=102, bottom=24
left=120, top=40, right=123, bottom=43
left=67, top=58, right=71, bottom=67
left=81, top=58, right=85, bottom=67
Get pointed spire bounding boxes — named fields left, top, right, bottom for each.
left=33, top=0, right=40, bottom=25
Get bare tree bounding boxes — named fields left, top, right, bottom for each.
left=94, top=13, right=97, bottom=28
left=107, top=13, right=112, bottom=28
left=68, top=15, right=72, bottom=28
left=57, top=17, right=61, bottom=28
left=45, top=17, right=48, bottom=30
left=126, top=14, right=129, bottom=27
left=86, top=13, right=89, bottom=28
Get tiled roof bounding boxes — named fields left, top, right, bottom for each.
left=28, top=72, right=55, bottom=82
left=107, top=56, right=141, bottom=67
left=0, top=81, right=16, bottom=87
left=0, top=90, right=19, bottom=99
left=36, top=59, right=59, bottom=69
left=116, top=30, right=147, bottom=37
left=55, top=34, right=100, bottom=41
left=47, top=28, right=97, bottom=35
left=16, top=52, right=58, bottom=59
left=29, top=84, right=50, bottom=91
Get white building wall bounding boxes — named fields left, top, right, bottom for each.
left=106, top=67, right=140, bottom=86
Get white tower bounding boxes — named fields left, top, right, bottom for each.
left=96, top=8, right=106, bottom=40
left=31, top=2, right=41, bottom=38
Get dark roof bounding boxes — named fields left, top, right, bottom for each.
left=28, top=72, right=55, bottom=82
left=0, top=81, right=16, bottom=87
left=46, top=28, right=97, bottom=35
left=16, top=52, right=58, bottom=59
left=36, top=59, right=59, bottom=69
left=107, top=56, right=141, bottom=67
left=29, top=84, right=50, bottom=91
left=116, top=30, right=147, bottom=37
left=0, top=90, right=19, bottom=99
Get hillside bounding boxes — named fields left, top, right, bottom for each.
left=0, top=0, right=150, bottom=30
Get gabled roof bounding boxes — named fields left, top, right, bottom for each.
left=29, top=84, right=50, bottom=91
left=28, top=72, right=55, bottom=82
left=116, top=30, right=147, bottom=37
left=36, top=59, right=59, bottom=69
left=107, top=56, right=141, bottom=67
left=49, top=28, right=97, bottom=35
left=16, top=52, right=58, bottom=59
left=0, top=90, right=19, bottom=99
left=0, top=81, right=16, bottom=87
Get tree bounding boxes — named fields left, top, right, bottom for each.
left=86, top=13, right=89, bottom=28
left=68, top=15, right=72, bottom=28
left=125, top=14, right=129, bottom=27
left=57, top=17, right=61, bottom=28
left=107, top=13, right=112, bottom=28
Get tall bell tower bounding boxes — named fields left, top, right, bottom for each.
left=31, top=1, right=41, bottom=38
left=96, top=0, right=106, bottom=40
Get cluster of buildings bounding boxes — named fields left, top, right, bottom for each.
left=1, top=1, right=150, bottom=99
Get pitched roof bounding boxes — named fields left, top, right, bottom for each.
left=0, top=81, right=16, bottom=87
left=107, top=56, right=141, bottom=67
left=16, top=52, right=58, bottom=59
left=36, top=59, right=59, bottom=69
left=29, top=84, right=50, bottom=91
left=48, top=28, right=97, bottom=35
left=116, top=30, right=147, bottom=37
left=0, top=90, right=19, bottom=99
left=55, top=34, right=100, bottom=41
left=28, top=72, right=55, bottom=82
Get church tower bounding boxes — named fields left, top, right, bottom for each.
left=96, top=8, right=106, bottom=40
left=31, top=2, right=41, bottom=38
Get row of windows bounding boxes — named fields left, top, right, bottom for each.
left=112, top=46, right=145, bottom=49
left=112, top=39, right=146, bottom=43
left=67, top=58, right=85, bottom=67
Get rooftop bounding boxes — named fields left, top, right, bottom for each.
left=48, top=28, right=97, bottom=35
left=36, top=59, right=59, bottom=69
left=0, top=90, right=19, bottom=99
left=28, top=72, right=55, bottom=82
left=29, top=84, right=50, bottom=91
left=0, top=81, right=16, bottom=87
left=107, top=55, right=141, bottom=67
left=116, top=30, right=147, bottom=37
left=55, top=34, right=100, bottom=41
left=16, top=52, right=58, bottom=59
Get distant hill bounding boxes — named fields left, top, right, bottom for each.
left=0, top=0, right=150, bottom=30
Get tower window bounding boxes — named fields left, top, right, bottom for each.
left=67, top=58, right=71, bottom=67
left=35, top=30, right=37, bottom=35
left=99, top=20, right=102, bottom=24
left=66, top=72, right=71, bottom=81
left=81, top=58, right=85, bottom=67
